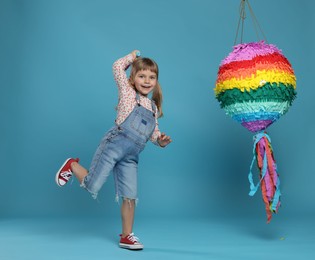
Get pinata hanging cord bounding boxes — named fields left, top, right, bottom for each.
left=234, top=0, right=268, bottom=45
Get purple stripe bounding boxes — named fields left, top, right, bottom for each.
left=241, top=120, right=273, bottom=132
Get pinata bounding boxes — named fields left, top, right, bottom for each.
left=214, top=18, right=297, bottom=222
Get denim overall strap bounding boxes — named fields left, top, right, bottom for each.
left=151, top=100, right=157, bottom=117
left=135, top=91, right=141, bottom=105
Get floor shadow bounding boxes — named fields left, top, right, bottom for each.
left=144, top=247, right=217, bottom=258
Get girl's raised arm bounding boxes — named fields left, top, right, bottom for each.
left=112, top=50, right=140, bottom=91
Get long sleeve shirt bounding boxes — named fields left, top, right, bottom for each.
left=113, top=54, right=161, bottom=145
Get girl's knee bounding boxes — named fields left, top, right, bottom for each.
left=122, top=197, right=136, bottom=207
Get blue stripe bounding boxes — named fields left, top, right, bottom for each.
left=232, top=111, right=281, bottom=123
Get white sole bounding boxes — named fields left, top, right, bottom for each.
left=119, top=243, right=144, bottom=250
left=55, top=158, right=72, bottom=187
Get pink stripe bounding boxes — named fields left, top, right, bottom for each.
left=221, top=41, right=283, bottom=65
left=264, top=170, right=273, bottom=200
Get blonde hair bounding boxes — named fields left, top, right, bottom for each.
left=129, top=57, right=163, bottom=118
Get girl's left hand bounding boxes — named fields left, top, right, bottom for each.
left=158, top=133, right=172, bottom=147
left=131, top=50, right=140, bottom=60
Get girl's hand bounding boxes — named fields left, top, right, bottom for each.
left=131, top=50, right=141, bottom=60
left=158, top=133, right=172, bottom=147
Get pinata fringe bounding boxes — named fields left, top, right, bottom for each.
left=248, top=131, right=281, bottom=223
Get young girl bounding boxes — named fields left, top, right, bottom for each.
left=55, top=50, right=172, bottom=250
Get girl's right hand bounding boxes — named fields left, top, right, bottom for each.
left=157, top=133, right=172, bottom=147
left=131, top=50, right=141, bottom=60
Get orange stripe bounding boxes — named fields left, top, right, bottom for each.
left=217, top=66, right=294, bottom=83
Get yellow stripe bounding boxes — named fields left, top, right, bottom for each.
left=215, top=70, right=296, bottom=95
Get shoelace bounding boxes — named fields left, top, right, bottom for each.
left=60, top=170, right=72, bottom=180
left=127, top=233, right=140, bottom=243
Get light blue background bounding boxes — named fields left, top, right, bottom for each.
left=1, top=0, right=314, bottom=224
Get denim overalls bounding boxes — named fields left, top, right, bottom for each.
left=81, top=92, right=156, bottom=201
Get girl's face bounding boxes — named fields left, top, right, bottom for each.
left=133, top=69, right=157, bottom=96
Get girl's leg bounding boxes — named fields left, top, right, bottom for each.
left=71, top=162, right=88, bottom=183
left=119, top=198, right=143, bottom=250
left=121, top=199, right=135, bottom=237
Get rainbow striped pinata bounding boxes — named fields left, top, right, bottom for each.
left=214, top=41, right=296, bottom=222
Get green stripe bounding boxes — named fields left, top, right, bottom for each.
left=216, top=83, right=297, bottom=108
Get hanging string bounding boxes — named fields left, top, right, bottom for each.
left=246, top=0, right=268, bottom=43
left=234, top=0, right=268, bottom=45
left=234, top=0, right=246, bottom=45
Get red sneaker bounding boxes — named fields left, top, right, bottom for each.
left=55, top=158, right=79, bottom=187
left=119, top=233, right=144, bottom=250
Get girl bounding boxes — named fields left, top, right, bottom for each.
left=55, top=50, right=172, bottom=250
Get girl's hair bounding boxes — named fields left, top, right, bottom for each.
left=129, top=57, right=163, bottom=118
